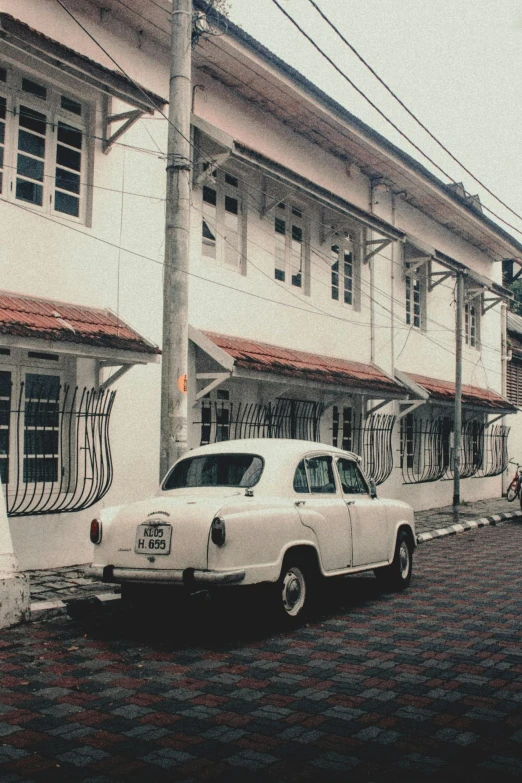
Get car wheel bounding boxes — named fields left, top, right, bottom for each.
left=374, top=531, right=413, bottom=591
left=273, top=557, right=316, bottom=625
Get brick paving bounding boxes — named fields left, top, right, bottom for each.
left=1, top=520, right=522, bottom=781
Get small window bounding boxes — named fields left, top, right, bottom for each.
left=22, top=78, right=47, bottom=100
left=0, top=68, right=6, bottom=83
left=201, top=170, right=243, bottom=271
left=465, top=300, right=480, bottom=348
left=293, top=459, right=309, bottom=493
left=164, top=453, right=264, bottom=489
left=332, top=405, right=352, bottom=450
left=337, top=458, right=367, bottom=495
left=61, top=96, right=82, bottom=116
left=307, top=455, right=336, bottom=494
left=331, top=240, right=353, bottom=305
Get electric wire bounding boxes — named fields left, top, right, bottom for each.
left=305, top=0, right=522, bottom=227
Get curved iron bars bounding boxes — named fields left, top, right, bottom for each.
left=473, top=425, right=510, bottom=478
left=6, top=383, right=116, bottom=517
left=401, top=416, right=447, bottom=484
left=443, top=420, right=483, bottom=481
left=198, top=398, right=324, bottom=444
left=353, top=413, right=396, bottom=486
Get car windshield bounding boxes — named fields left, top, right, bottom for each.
left=163, top=453, right=264, bottom=490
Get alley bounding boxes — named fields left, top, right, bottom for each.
left=1, top=523, right=522, bottom=782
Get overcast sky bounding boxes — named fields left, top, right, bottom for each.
left=227, top=0, right=522, bottom=246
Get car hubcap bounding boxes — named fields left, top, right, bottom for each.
left=399, top=542, right=410, bottom=579
left=282, top=567, right=306, bottom=616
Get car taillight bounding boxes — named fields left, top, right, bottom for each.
left=90, top=518, right=102, bottom=544
left=211, top=516, right=226, bottom=546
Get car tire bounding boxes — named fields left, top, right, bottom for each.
left=272, top=556, right=317, bottom=626
left=374, top=531, right=413, bottom=592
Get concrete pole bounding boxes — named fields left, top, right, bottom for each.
left=160, top=0, right=193, bottom=480
left=453, top=271, right=464, bottom=511
left=0, top=480, right=30, bottom=628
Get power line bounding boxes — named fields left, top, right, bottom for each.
left=305, top=0, right=522, bottom=228
left=268, top=0, right=522, bottom=242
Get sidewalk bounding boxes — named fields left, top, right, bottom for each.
left=23, top=495, right=522, bottom=618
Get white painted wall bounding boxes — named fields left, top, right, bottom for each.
left=0, top=0, right=512, bottom=567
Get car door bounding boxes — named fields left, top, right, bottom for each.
left=294, top=454, right=352, bottom=571
left=335, top=457, right=389, bottom=567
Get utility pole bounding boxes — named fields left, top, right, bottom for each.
left=160, top=0, right=193, bottom=479
left=453, top=271, right=464, bottom=512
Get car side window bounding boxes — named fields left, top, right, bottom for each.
left=337, top=458, right=368, bottom=495
left=293, top=460, right=309, bottom=493
left=307, top=455, right=336, bottom=494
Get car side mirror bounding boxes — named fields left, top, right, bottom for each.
left=369, top=478, right=377, bottom=499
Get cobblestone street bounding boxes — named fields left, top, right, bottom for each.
left=1, top=522, right=522, bottom=781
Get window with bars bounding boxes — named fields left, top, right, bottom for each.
left=273, top=202, right=305, bottom=288
left=330, top=239, right=354, bottom=305
left=201, top=171, right=243, bottom=271
left=0, top=65, right=88, bottom=220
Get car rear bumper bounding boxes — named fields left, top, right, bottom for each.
left=89, top=565, right=246, bottom=586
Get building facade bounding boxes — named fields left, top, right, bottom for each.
left=0, top=0, right=520, bottom=570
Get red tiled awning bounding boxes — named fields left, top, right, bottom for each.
left=0, top=291, right=160, bottom=356
left=201, top=331, right=405, bottom=396
left=404, top=372, right=516, bottom=413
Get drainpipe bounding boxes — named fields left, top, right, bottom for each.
left=0, top=481, right=30, bottom=628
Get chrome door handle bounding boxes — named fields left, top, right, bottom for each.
left=295, top=500, right=306, bottom=506
left=345, top=500, right=355, bottom=506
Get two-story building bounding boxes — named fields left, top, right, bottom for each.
left=1, top=0, right=521, bottom=570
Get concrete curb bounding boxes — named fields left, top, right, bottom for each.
left=416, top=509, right=522, bottom=544
left=30, top=592, right=120, bottom=623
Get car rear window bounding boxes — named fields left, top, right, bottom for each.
left=163, top=453, right=264, bottom=490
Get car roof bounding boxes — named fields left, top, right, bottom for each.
left=180, top=438, right=359, bottom=463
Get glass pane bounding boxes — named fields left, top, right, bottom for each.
left=337, top=458, right=367, bottom=494
left=0, top=458, right=8, bottom=486
left=55, top=190, right=79, bottom=217
left=17, top=154, right=44, bottom=181
left=0, top=96, right=5, bottom=119
left=56, top=144, right=81, bottom=172
left=293, top=460, right=309, bottom=493
left=0, top=148, right=3, bottom=170
left=0, top=430, right=8, bottom=456
left=202, top=185, right=217, bottom=206
left=307, top=456, right=336, bottom=493
left=164, top=454, right=264, bottom=489
left=23, top=457, right=58, bottom=484
left=19, top=106, right=46, bottom=135
left=22, top=78, right=47, bottom=100
left=55, top=168, right=80, bottom=194
left=224, top=195, right=238, bottom=215
left=57, top=122, right=82, bottom=150
left=0, top=123, right=4, bottom=144
left=18, top=128, right=45, bottom=158
left=0, top=371, right=11, bottom=396
left=25, top=374, right=60, bottom=399
left=274, top=217, right=286, bottom=235
left=61, top=96, right=82, bottom=116
left=224, top=173, right=238, bottom=187
left=24, top=430, right=59, bottom=456
left=0, top=68, right=6, bottom=82
left=16, top=179, right=43, bottom=205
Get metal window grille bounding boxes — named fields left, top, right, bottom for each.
left=401, top=417, right=447, bottom=484
left=352, top=413, right=396, bottom=486
left=197, top=398, right=324, bottom=445
left=473, top=424, right=510, bottom=478
left=4, top=383, right=115, bottom=517
left=442, top=420, right=483, bottom=480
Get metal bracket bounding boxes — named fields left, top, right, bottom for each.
left=257, top=385, right=291, bottom=406
left=396, top=399, right=426, bottom=420
left=482, top=296, right=502, bottom=314
left=364, top=238, right=392, bottom=264
left=464, top=285, right=484, bottom=304
left=429, top=270, right=453, bottom=291
left=320, top=222, right=354, bottom=246
left=365, top=399, right=389, bottom=417
left=485, top=413, right=506, bottom=427
left=261, top=186, right=293, bottom=218
left=99, top=364, right=132, bottom=391
left=194, top=372, right=230, bottom=403
left=194, top=152, right=231, bottom=185
left=102, top=97, right=144, bottom=154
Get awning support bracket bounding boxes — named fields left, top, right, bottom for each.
left=429, top=270, right=453, bottom=291
left=365, top=399, right=389, bottom=417
left=194, top=152, right=231, bottom=185
left=485, top=413, right=506, bottom=427
left=99, top=363, right=132, bottom=391
left=102, top=97, right=144, bottom=154
left=397, top=399, right=426, bottom=420
left=364, top=238, right=392, bottom=264
left=261, top=185, right=294, bottom=218
left=482, top=296, right=502, bottom=314
left=465, top=285, right=484, bottom=304
left=194, top=372, right=230, bottom=403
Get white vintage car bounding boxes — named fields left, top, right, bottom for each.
left=89, top=439, right=416, bottom=622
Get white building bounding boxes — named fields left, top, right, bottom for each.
left=0, top=0, right=520, bottom=570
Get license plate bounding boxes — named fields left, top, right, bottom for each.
left=135, top=524, right=172, bottom=555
